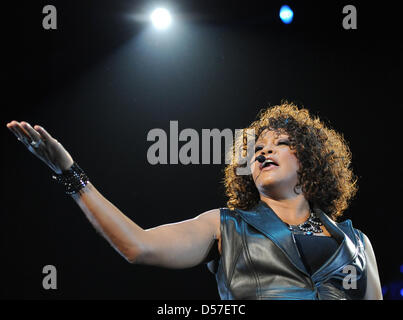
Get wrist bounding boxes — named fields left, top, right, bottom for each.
left=52, top=161, right=90, bottom=195
left=59, top=158, right=75, bottom=172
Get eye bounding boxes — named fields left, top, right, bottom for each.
left=277, top=140, right=290, bottom=146
left=254, top=146, right=263, bottom=153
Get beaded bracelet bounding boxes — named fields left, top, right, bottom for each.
left=52, top=162, right=90, bottom=195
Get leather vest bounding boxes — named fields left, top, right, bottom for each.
left=208, top=201, right=367, bottom=300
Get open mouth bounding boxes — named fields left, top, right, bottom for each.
left=260, top=159, right=279, bottom=170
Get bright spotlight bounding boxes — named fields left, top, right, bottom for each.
left=279, top=5, right=294, bottom=24
left=150, top=8, right=172, bottom=30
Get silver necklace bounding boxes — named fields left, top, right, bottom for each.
left=287, top=212, right=323, bottom=236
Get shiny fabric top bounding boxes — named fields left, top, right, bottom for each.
left=207, top=201, right=367, bottom=300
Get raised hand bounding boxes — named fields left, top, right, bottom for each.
left=6, top=121, right=74, bottom=174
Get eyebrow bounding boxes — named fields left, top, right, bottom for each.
left=255, top=135, right=289, bottom=144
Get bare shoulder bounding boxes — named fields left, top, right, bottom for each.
left=196, top=208, right=221, bottom=235
left=197, top=208, right=221, bottom=253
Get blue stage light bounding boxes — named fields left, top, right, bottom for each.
left=382, top=286, right=388, bottom=296
left=279, top=5, right=294, bottom=24
left=400, top=288, right=403, bottom=297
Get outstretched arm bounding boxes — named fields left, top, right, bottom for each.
left=6, top=120, right=221, bottom=269
left=73, top=183, right=220, bottom=268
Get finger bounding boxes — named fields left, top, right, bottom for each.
left=7, top=124, right=23, bottom=141
left=34, top=125, right=55, bottom=142
left=20, top=121, right=42, bottom=142
left=7, top=122, right=30, bottom=145
left=6, top=121, right=20, bottom=137
left=12, top=121, right=33, bottom=141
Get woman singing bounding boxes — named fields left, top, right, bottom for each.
left=6, top=102, right=382, bottom=299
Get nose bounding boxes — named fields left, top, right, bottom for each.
left=260, top=146, right=273, bottom=155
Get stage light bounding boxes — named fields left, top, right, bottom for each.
left=150, top=8, right=172, bottom=30
left=279, top=5, right=294, bottom=24
left=400, top=288, right=403, bottom=297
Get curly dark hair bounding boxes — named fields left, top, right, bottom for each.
left=223, top=102, right=358, bottom=221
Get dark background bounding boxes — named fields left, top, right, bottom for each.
left=2, top=0, right=402, bottom=299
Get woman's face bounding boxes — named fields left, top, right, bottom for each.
left=250, top=129, right=300, bottom=198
